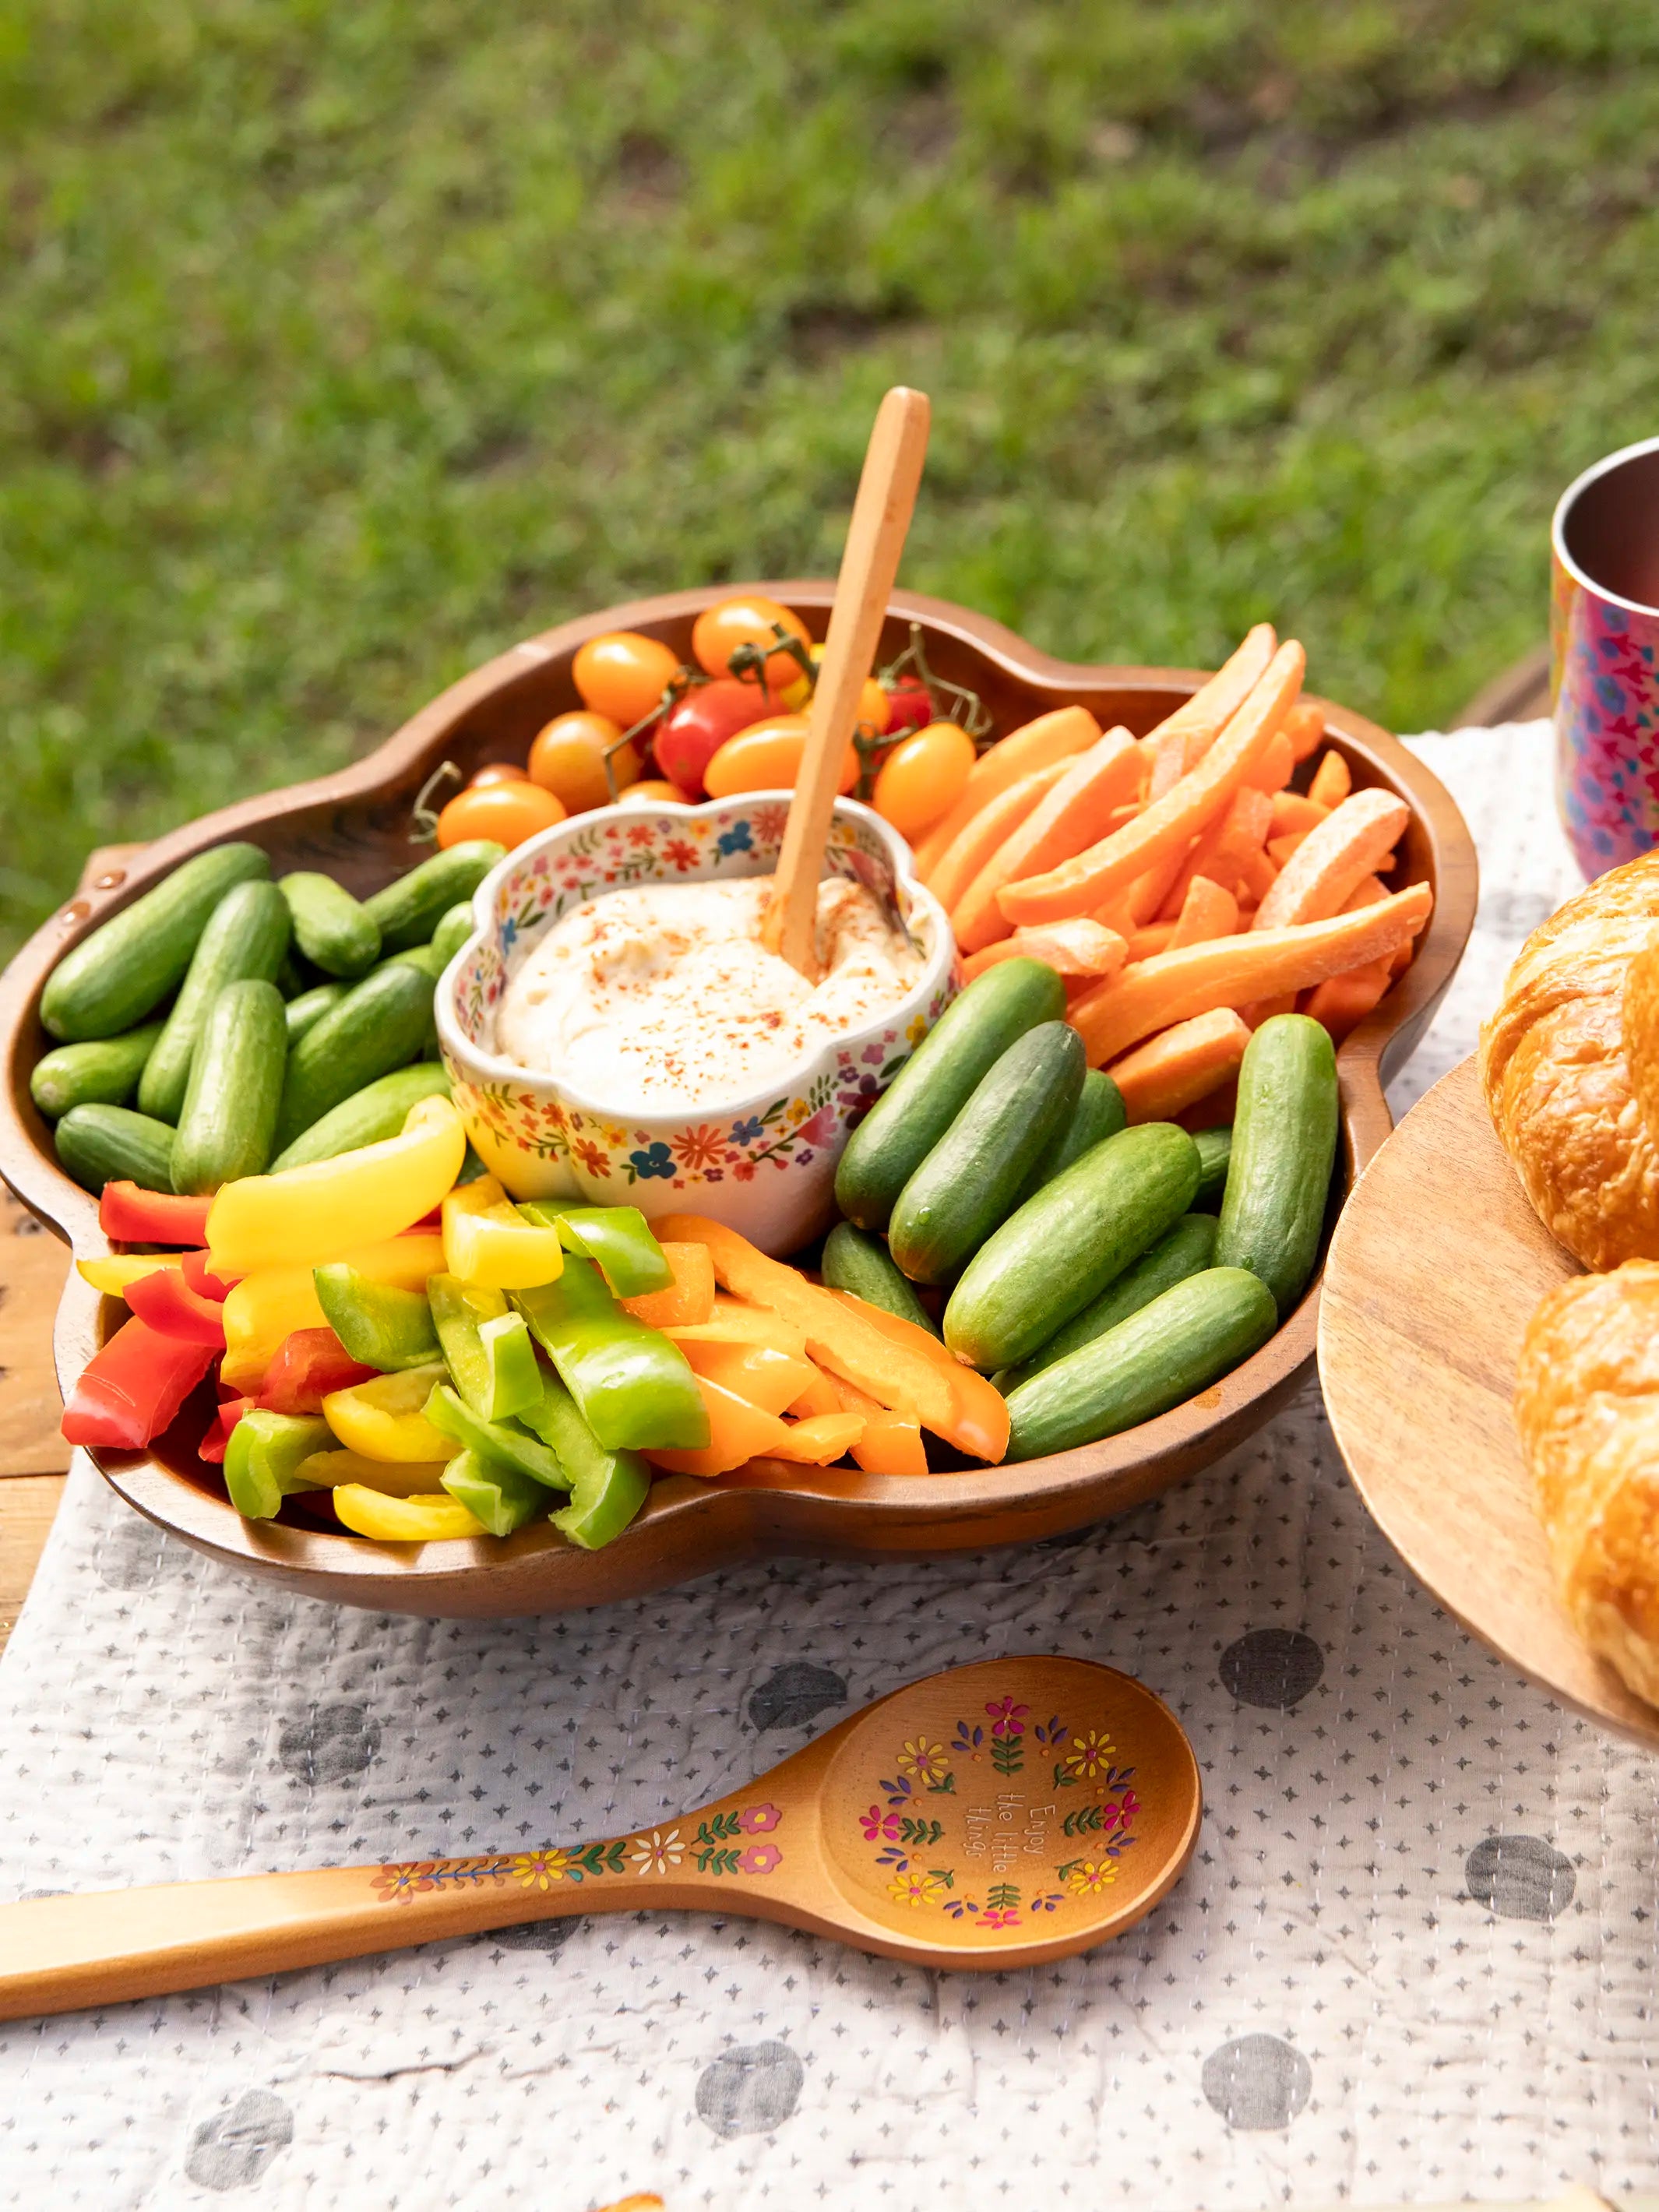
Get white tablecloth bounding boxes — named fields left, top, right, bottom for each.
left=5, top=721, right=1653, bottom=2212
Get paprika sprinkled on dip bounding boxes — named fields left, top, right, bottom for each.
left=493, top=875, right=925, bottom=1113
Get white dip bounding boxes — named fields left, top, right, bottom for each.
left=495, top=874, right=925, bottom=1111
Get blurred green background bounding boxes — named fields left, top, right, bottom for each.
left=3, top=0, right=1657, bottom=949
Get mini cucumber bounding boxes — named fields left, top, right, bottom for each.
left=834, top=960, right=1066, bottom=1231
left=137, top=879, right=292, bottom=1122
left=1192, top=1125, right=1232, bottom=1212
left=1215, top=1014, right=1339, bottom=1317
left=889, top=1021, right=1085, bottom=1285
left=1016, top=1066, right=1126, bottom=1204
left=376, top=940, right=446, bottom=981
left=363, top=841, right=504, bottom=954
left=170, top=979, right=288, bottom=1195
left=269, top=1063, right=452, bottom=1172
left=273, top=958, right=434, bottom=1150
left=278, top=872, right=381, bottom=977
left=284, top=981, right=347, bottom=1042
left=41, top=842, right=270, bottom=1042
left=54, top=1104, right=177, bottom=1195
left=1003, top=1266, right=1278, bottom=1460
left=944, top=1120, right=1200, bottom=1373
left=996, top=1213, right=1218, bottom=1391
left=30, top=1023, right=163, bottom=1120
left=431, top=902, right=474, bottom=970
left=820, top=1222, right=941, bottom=1336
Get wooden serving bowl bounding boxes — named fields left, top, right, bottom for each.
left=0, top=586, right=1477, bottom=1617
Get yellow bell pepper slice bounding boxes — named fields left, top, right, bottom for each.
left=442, top=1175, right=564, bottom=1291
left=322, top=1362, right=452, bottom=1462
left=296, top=1449, right=456, bottom=1497
left=76, top=1255, right=176, bottom=1297
left=332, top=1486, right=485, bottom=1541
left=206, top=1096, right=465, bottom=1277
left=219, top=1232, right=446, bottom=1388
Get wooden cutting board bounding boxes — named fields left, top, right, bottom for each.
left=1317, top=1053, right=1659, bottom=1751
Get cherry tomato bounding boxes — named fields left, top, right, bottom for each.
left=882, top=674, right=935, bottom=739
left=655, top=678, right=773, bottom=796
left=856, top=677, right=891, bottom=735
left=617, top=777, right=696, bottom=806
left=436, top=780, right=566, bottom=852
left=691, top=596, right=812, bottom=692
left=572, top=631, right=680, bottom=728
left=703, top=715, right=858, bottom=801
left=527, top=711, right=640, bottom=814
left=872, top=722, right=977, bottom=839
left=470, top=760, right=529, bottom=788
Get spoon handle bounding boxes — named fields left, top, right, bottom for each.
left=0, top=1795, right=800, bottom=2021
left=764, top=385, right=930, bottom=977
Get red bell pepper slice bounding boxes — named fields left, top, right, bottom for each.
left=98, top=1182, right=213, bottom=1247
left=61, top=1315, right=217, bottom=1449
left=180, top=1248, right=235, bottom=1301
left=256, top=1326, right=378, bottom=1416
left=199, top=1395, right=252, bottom=1464
left=125, top=1266, right=228, bottom=1347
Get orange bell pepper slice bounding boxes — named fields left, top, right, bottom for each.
left=823, top=1370, right=928, bottom=1477
left=676, top=1338, right=816, bottom=1418
left=618, top=1242, right=717, bottom=1328
left=647, top=1376, right=864, bottom=1477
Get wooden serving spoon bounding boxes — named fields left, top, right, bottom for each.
left=763, top=383, right=931, bottom=977
left=0, top=1656, right=1199, bottom=2020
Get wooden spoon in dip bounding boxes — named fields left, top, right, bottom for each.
left=763, top=385, right=931, bottom=979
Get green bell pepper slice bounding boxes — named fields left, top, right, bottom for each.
left=513, top=1256, right=708, bottom=1452
left=520, top=1203, right=674, bottom=1299
left=478, top=1310, right=542, bottom=1421
left=314, top=1265, right=441, bottom=1372
left=440, top=1447, right=548, bottom=1537
left=422, top=1380, right=567, bottom=1490
left=224, top=1410, right=331, bottom=1520
left=519, top=1368, right=652, bottom=1551
left=428, top=1272, right=505, bottom=1414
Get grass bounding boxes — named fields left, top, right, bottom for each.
left=2, top=0, right=1658, bottom=949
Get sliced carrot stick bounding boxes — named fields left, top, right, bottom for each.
left=1285, top=700, right=1326, bottom=763
left=1103, top=841, right=1193, bottom=935
left=1001, top=643, right=1305, bottom=927
left=1240, top=992, right=1298, bottom=1027
left=1245, top=727, right=1295, bottom=794
left=925, top=758, right=1074, bottom=913
left=1106, top=800, right=1141, bottom=829
left=1127, top=922, right=1178, bottom=961
left=1065, top=882, right=1433, bottom=1065
left=1143, top=624, right=1278, bottom=799
left=952, top=727, right=1143, bottom=953
left=1178, top=1075, right=1238, bottom=1131
left=962, top=918, right=1128, bottom=983
left=1108, top=1009, right=1252, bottom=1123
left=1270, top=790, right=1328, bottom=837
left=1302, top=957, right=1393, bottom=1042
left=1252, top=787, right=1410, bottom=932
left=1266, top=830, right=1308, bottom=868
left=1340, top=873, right=1389, bottom=911
left=1237, top=847, right=1277, bottom=904
left=1307, top=748, right=1351, bottom=810
left=1166, top=874, right=1238, bottom=951
left=1161, top=787, right=1273, bottom=916
left=912, top=706, right=1100, bottom=879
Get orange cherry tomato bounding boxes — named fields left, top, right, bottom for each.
left=691, top=597, right=812, bottom=693
left=470, top=760, right=529, bottom=788
left=616, top=778, right=696, bottom=806
left=872, top=722, right=977, bottom=840
left=703, top=714, right=858, bottom=801
left=527, top=711, right=640, bottom=814
left=572, top=631, right=680, bottom=728
left=436, top=780, right=566, bottom=852
left=857, top=677, right=891, bottom=735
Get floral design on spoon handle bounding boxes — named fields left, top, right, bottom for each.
left=370, top=1801, right=784, bottom=1903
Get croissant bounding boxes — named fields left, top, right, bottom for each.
left=1479, top=851, right=1659, bottom=1270
left=1515, top=1262, right=1659, bottom=1707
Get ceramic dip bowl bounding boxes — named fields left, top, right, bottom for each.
left=435, top=792, right=956, bottom=1256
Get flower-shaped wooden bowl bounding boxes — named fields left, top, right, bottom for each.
left=0, top=585, right=1477, bottom=1617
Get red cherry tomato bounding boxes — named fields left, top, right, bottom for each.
left=882, top=674, right=935, bottom=740
left=572, top=631, right=681, bottom=728
left=436, top=780, right=566, bottom=852
left=703, top=715, right=858, bottom=800
left=654, top=678, right=774, bottom=796
left=470, top=760, right=528, bottom=789
left=691, top=597, right=812, bottom=692
left=872, top=722, right=977, bottom=839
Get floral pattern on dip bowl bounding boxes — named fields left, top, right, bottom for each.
left=434, top=793, right=957, bottom=1256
